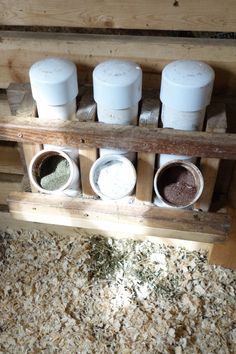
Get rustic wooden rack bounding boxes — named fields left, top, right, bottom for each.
left=0, top=83, right=233, bottom=249
left=0, top=0, right=236, bottom=267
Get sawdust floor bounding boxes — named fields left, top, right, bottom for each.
left=0, top=227, right=235, bottom=354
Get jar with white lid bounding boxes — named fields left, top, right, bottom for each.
left=29, top=57, right=78, bottom=121
left=159, top=60, right=215, bottom=166
left=93, top=59, right=142, bottom=161
left=29, top=57, right=79, bottom=157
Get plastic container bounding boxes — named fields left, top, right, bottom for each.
left=29, top=57, right=79, bottom=154
left=154, top=160, right=204, bottom=209
left=93, top=59, right=142, bottom=160
left=29, top=57, right=78, bottom=121
left=29, top=149, right=80, bottom=197
left=159, top=60, right=215, bottom=166
left=89, top=154, right=137, bottom=200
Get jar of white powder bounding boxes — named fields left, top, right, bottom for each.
left=89, top=155, right=137, bottom=200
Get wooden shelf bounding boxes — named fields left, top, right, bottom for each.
left=0, top=115, right=235, bottom=159
left=7, top=192, right=230, bottom=244
left=0, top=82, right=234, bottom=268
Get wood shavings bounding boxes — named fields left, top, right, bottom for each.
left=0, top=228, right=235, bottom=353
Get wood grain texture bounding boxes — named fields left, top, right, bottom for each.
left=209, top=208, right=236, bottom=269
left=0, top=116, right=235, bottom=159
left=0, top=32, right=236, bottom=95
left=7, top=83, right=43, bottom=192
left=0, top=145, right=23, bottom=174
left=0, top=174, right=23, bottom=205
left=7, top=192, right=230, bottom=243
left=77, top=90, right=97, bottom=196
left=0, top=208, right=213, bottom=252
left=0, top=0, right=235, bottom=31
left=195, top=103, right=227, bottom=211
left=136, top=98, right=159, bottom=202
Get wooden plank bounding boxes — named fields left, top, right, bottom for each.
left=209, top=208, right=236, bottom=269
left=136, top=98, right=159, bottom=202
left=0, top=208, right=213, bottom=253
left=0, top=145, right=23, bottom=174
left=0, top=116, right=235, bottom=159
left=0, top=92, right=11, bottom=115
left=228, top=162, right=236, bottom=209
left=7, top=83, right=43, bottom=192
left=77, top=89, right=97, bottom=196
left=0, top=174, right=23, bottom=205
left=1, top=31, right=236, bottom=95
left=7, top=192, right=230, bottom=243
left=0, top=0, right=235, bottom=32
left=195, top=103, right=227, bottom=211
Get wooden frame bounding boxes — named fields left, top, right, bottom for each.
left=0, top=0, right=235, bottom=267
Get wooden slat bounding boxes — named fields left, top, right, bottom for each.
left=209, top=208, right=236, bottom=269
left=77, top=90, right=97, bottom=196
left=0, top=93, right=24, bottom=174
left=0, top=116, right=235, bottom=159
left=0, top=92, right=11, bottom=116
left=0, top=145, right=23, bottom=174
left=0, top=0, right=235, bottom=32
left=7, top=83, right=43, bottom=192
left=136, top=98, right=159, bottom=202
left=0, top=208, right=213, bottom=252
left=0, top=174, right=23, bottom=205
left=7, top=192, right=230, bottom=243
left=1, top=32, right=236, bottom=95
left=195, top=103, right=227, bottom=211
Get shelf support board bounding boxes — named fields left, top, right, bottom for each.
left=7, top=192, right=230, bottom=244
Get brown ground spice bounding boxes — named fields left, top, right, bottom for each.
left=158, top=166, right=197, bottom=206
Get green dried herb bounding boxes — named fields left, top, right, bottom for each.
left=40, top=156, right=70, bottom=191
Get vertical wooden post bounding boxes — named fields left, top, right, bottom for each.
left=195, top=103, right=227, bottom=211
left=7, top=83, right=43, bottom=192
left=77, top=88, right=97, bottom=196
left=136, top=98, right=160, bottom=202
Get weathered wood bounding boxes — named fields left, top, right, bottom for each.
left=0, top=0, right=235, bottom=32
left=77, top=90, right=97, bottom=196
left=0, top=174, right=23, bottom=205
left=1, top=32, right=236, bottom=95
left=195, top=103, right=227, bottom=211
left=136, top=98, right=159, bottom=202
left=229, top=163, right=236, bottom=209
left=7, top=192, right=230, bottom=243
left=0, top=116, right=235, bottom=159
left=7, top=83, right=43, bottom=192
left=209, top=208, right=236, bottom=269
left=0, top=92, right=11, bottom=116
left=0, top=208, right=213, bottom=252
left=0, top=144, right=23, bottom=174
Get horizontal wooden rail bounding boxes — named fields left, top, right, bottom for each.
left=0, top=0, right=236, bottom=32
left=0, top=116, right=235, bottom=159
left=1, top=31, right=236, bottom=94
left=8, top=192, right=230, bottom=243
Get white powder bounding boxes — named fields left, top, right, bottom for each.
left=96, top=160, right=135, bottom=199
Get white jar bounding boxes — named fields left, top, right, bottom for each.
left=29, top=149, right=80, bottom=197
left=29, top=57, right=79, bottom=157
left=159, top=60, right=215, bottom=166
left=89, top=154, right=137, bottom=200
left=93, top=59, right=142, bottom=161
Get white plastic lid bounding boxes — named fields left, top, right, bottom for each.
left=160, top=60, right=215, bottom=111
left=29, top=57, right=79, bottom=106
left=93, top=59, right=142, bottom=109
